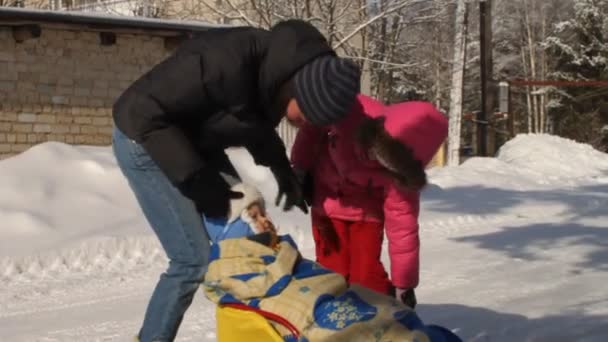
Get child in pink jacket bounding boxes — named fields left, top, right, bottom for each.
left=290, top=94, right=448, bottom=307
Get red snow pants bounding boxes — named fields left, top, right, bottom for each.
left=311, top=213, right=393, bottom=295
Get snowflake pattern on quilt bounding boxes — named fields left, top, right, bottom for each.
left=313, top=291, right=377, bottom=330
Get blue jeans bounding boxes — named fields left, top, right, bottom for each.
left=112, top=127, right=210, bottom=342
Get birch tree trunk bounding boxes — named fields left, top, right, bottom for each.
left=447, top=0, right=468, bottom=166
left=540, top=3, right=548, bottom=133
left=523, top=0, right=540, bottom=133
left=518, top=3, right=534, bottom=133
left=433, top=15, right=442, bottom=108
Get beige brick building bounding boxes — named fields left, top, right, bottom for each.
left=0, top=6, right=446, bottom=166
left=0, top=7, right=219, bottom=159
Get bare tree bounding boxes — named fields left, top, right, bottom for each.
left=3, top=0, right=48, bottom=7
left=382, top=0, right=454, bottom=102
left=167, top=0, right=443, bottom=97
left=493, top=0, right=572, bottom=134
left=447, top=0, right=467, bottom=166
left=0, top=0, right=23, bottom=6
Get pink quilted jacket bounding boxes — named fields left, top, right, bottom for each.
left=291, top=94, right=448, bottom=289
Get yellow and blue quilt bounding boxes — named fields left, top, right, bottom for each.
left=203, top=235, right=462, bottom=342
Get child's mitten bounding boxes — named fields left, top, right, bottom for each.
left=396, top=288, right=417, bottom=309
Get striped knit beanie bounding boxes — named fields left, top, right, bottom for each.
left=294, top=56, right=361, bottom=126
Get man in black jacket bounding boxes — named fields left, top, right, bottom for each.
left=111, top=19, right=360, bottom=342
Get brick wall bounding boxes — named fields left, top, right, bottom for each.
left=0, top=26, right=170, bottom=159
left=0, top=22, right=446, bottom=167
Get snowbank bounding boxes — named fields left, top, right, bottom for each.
left=0, top=142, right=146, bottom=257
left=428, top=134, right=608, bottom=189
left=0, top=143, right=310, bottom=280
left=496, top=134, right=608, bottom=180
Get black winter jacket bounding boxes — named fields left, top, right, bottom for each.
left=112, top=20, right=334, bottom=185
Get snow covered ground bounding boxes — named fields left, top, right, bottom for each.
left=1, top=134, right=607, bottom=341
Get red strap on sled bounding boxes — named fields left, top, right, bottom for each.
left=223, top=303, right=301, bottom=338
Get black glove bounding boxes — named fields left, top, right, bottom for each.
left=294, top=168, right=314, bottom=206
left=177, top=167, right=243, bottom=218
left=271, top=165, right=308, bottom=214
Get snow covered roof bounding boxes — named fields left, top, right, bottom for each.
left=0, top=7, right=229, bottom=34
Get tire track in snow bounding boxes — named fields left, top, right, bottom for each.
left=0, top=292, right=141, bottom=319
left=23, top=301, right=218, bottom=342
left=420, top=191, right=608, bottom=238
left=1, top=270, right=217, bottom=342
left=0, top=238, right=217, bottom=342
left=422, top=213, right=521, bottom=234
left=416, top=183, right=608, bottom=298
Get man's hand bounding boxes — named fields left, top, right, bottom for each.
left=271, top=165, right=308, bottom=214
left=178, top=167, right=243, bottom=218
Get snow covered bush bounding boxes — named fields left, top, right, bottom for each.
left=543, top=0, right=608, bottom=152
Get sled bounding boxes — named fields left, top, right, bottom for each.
left=216, top=303, right=299, bottom=342
left=216, top=302, right=463, bottom=342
